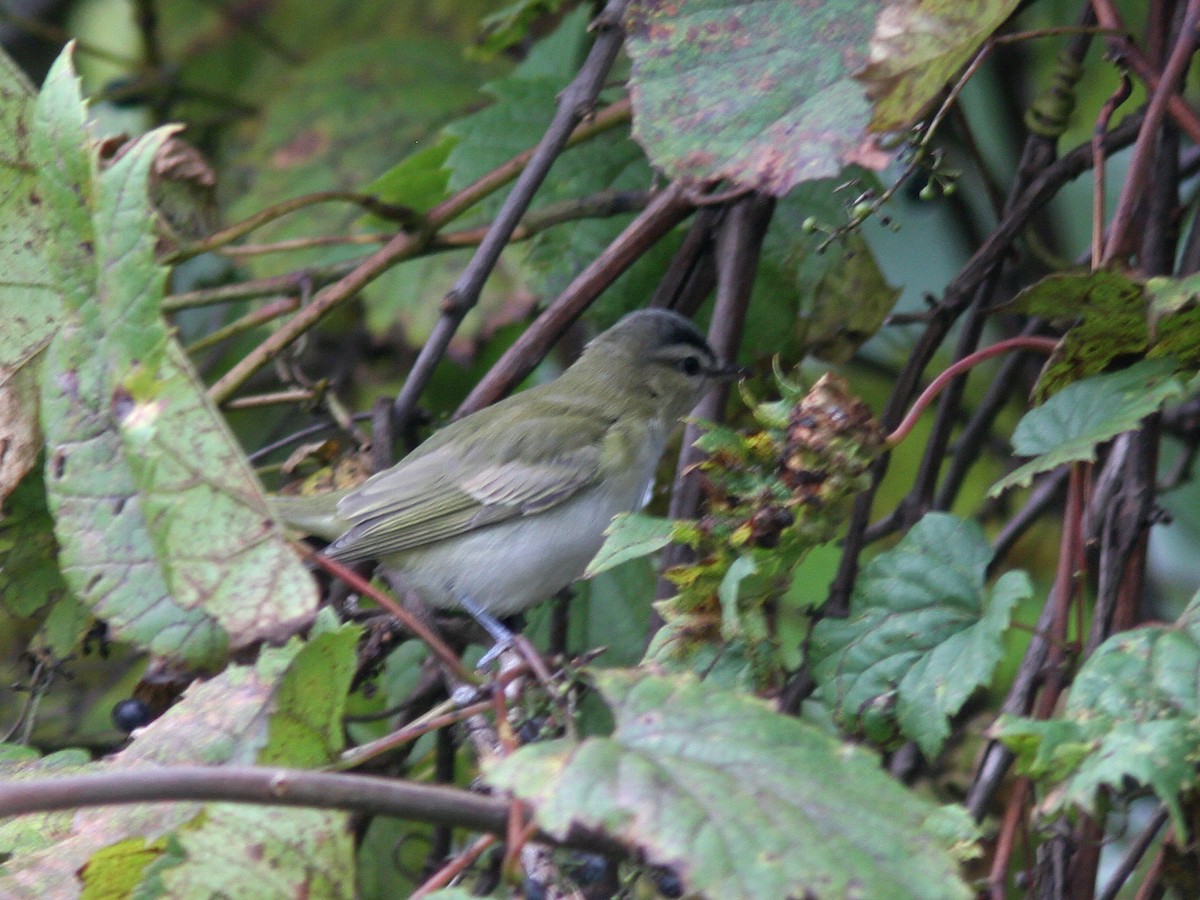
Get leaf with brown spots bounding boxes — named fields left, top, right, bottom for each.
left=625, top=0, right=891, bottom=195
left=487, top=669, right=975, bottom=900
left=32, top=50, right=316, bottom=668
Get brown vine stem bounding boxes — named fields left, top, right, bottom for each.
left=884, top=336, right=1060, bottom=448
left=299, top=545, right=475, bottom=685
left=988, top=463, right=1087, bottom=892
left=1103, top=0, right=1200, bottom=264
left=165, top=191, right=414, bottom=264
left=1090, top=0, right=1200, bottom=144
left=391, top=0, right=633, bottom=434
left=1092, top=75, right=1133, bottom=269
left=412, top=833, right=498, bottom=898
left=0, top=765, right=626, bottom=857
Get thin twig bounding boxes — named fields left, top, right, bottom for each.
left=1097, top=807, right=1169, bottom=900
left=334, top=699, right=493, bottom=772
left=1103, top=0, right=1200, bottom=263
left=1093, top=75, right=1134, bottom=268
left=885, top=337, right=1059, bottom=447
left=412, top=833, right=498, bottom=898
left=165, top=191, right=414, bottom=264
left=184, top=296, right=298, bottom=354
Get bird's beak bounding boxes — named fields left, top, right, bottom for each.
left=708, top=361, right=750, bottom=381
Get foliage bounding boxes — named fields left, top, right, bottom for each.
left=487, top=669, right=976, bottom=900
left=1, top=1, right=1200, bottom=898
left=811, top=513, right=1031, bottom=757
left=996, top=592, right=1200, bottom=837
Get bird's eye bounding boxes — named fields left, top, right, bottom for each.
left=678, top=355, right=703, bottom=376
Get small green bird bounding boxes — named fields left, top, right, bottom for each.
left=272, top=308, right=737, bottom=633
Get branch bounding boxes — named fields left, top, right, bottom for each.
left=165, top=191, right=414, bottom=264
left=0, top=765, right=625, bottom=857
left=203, top=97, right=633, bottom=404
left=390, top=0, right=634, bottom=433
left=1103, top=0, right=1200, bottom=263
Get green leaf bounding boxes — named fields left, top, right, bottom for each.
left=474, top=0, right=571, bottom=59
left=150, top=804, right=354, bottom=900
left=260, top=624, right=362, bottom=767
left=811, top=513, right=1030, bottom=757
left=996, top=592, right=1200, bottom=834
left=858, top=0, right=1022, bottom=132
left=624, top=0, right=889, bottom=195
left=0, top=47, right=61, bottom=370
left=718, top=555, right=758, bottom=639
left=363, top=133, right=456, bottom=215
left=79, top=837, right=167, bottom=900
left=487, top=670, right=973, bottom=900
left=0, top=746, right=89, bottom=858
left=1013, top=271, right=1149, bottom=400
left=0, top=470, right=70, bottom=621
left=804, top=232, right=902, bottom=363
left=585, top=512, right=678, bottom=578
left=0, top=48, right=61, bottom=502
left=989, top=359, right=1185, bottom=496
left=32, top=49, right=317, bottom=668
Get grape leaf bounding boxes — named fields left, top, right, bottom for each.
left=995, top=592, right=1200, bottom=835
left=989, top=359, right=1186, bottom=496
left=624, top=0, right=890, bottom=195
left=487, top=669, right=974, bottom=900
left=811, top=513, right=1031, bottom=757
left=32, top=50, right=317, bottom=668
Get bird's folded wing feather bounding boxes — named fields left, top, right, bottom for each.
left=326, top=414, right=606, bottom=561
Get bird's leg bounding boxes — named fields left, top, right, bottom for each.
left=460, top=595, right=556, bottom=687
left=459, top=595, right=517, bottom=665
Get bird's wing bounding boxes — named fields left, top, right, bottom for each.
left=326, top=412, right=608, bottom=562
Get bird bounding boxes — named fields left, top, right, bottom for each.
left=272, top=308, right=739, bottom=639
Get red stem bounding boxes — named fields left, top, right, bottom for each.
left=885, top=336, right=1060, bottom=447
left=300, top=546, right=476, bottom=684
